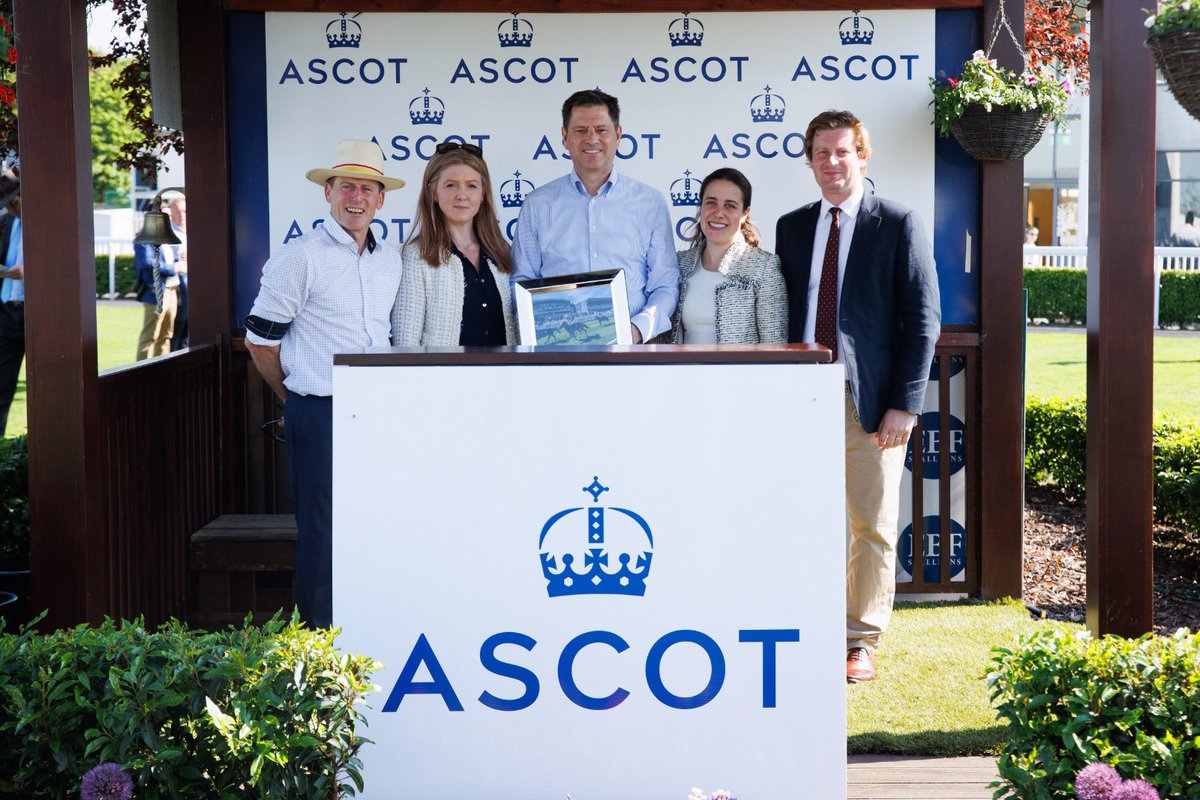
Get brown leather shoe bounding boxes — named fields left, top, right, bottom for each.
left=846, top=647, right=876, bottom=683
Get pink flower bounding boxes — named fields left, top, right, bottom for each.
left=1112, top=780, right=1161, bottom=800
left=1025, top=73, right=1038, bottom=85
left=972, top=49, right=987, bottom=62
left=1061, top=76, right=1075, bottom=96
left=1075, top=763, right=1122, bottom=800
left=948, top=77, right=959, bottom=88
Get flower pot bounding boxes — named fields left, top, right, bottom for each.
left=1149, top=28, right=1200, bottom=123
left=948, top=105, right=1052, bottom=161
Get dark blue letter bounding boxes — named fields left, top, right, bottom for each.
left=558, top=630, right=630, bottom=710
left=739, top=628, right=800, bottom=708
left=646, top=630, right=725, bottom=709
left=480, top=632, right=540, bottom=711
left=382, top=633, right=464, bottom=712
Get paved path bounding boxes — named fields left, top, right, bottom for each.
left=848, top=755, right=999, bottom=799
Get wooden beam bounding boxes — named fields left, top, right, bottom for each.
left=1085, top=0, right=1155, bottom=637
left=977, top=0, right=1024, bottom=599
left=224, top=0, right=981, bottom=10
left=14, top=0, right=107, bottom=628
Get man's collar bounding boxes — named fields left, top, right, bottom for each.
left=323, top=217, right=377, bottom=253
left=820, top=184, right=865, bottom=219
left=571, top=167, right=617, bottom=196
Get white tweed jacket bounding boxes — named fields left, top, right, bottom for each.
left=670, top=235, right=789, bottom=344
left=393, top=242, right=517, bottom=346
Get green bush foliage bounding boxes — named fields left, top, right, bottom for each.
left=1023, top=267, right=1200, bottom=327
left=0, top=614, right=381, bottom=798
left=0, top=434, right=27, bottom=556
left=95, top=253, right=138, bottom=297
left=989, top=628, right=1200, bottom=799
left=1025, top=396, right=1200, bottom=530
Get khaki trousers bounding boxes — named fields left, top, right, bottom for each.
left=136, top=287, right=178, bottom=361
left=844, top=388, right=906, bottom=652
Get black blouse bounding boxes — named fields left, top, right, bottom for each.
left=454, top=245, right=506, bottom=346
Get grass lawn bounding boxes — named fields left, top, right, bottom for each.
left=848, top=598, right=1076, bottom=756
left=1025, top=328, right=1200, bottom=421
left=5, top=302, right=143, bottom=438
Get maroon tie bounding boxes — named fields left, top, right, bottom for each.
left=815, top=207, right=840, bottom=361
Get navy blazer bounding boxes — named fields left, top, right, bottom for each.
left=776, top=192, right=940, bottom=433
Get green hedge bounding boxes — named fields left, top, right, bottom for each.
left=0, top=614, right=380, bottom=798
left=990, top=628, right=1200, bottom=799
left=1025, top=396, right=1200, bottom=530
left=1024, top=267, right=1200, bottom=327
left=95, top=253, right=138, bottom=297
left=0, top=435, right=27, bottom=556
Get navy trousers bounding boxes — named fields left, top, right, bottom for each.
left=284, top=392, right=333, bottom=627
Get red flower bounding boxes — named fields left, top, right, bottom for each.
left=5, top=48, right=15, bottom=65
left=0, top=86, right=15, bottom=104
left=948, top=77, right=959, bottom=87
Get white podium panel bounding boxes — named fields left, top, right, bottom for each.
left=333, top=358, right=845, bottom=799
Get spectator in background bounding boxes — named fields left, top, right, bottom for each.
left=134, top=194, right=186, bottom=360
left=0, top=169, right=23, bottom=436
left=1024, top=225, right=1039, bottom=245
left=170, top=196, right=189, bottom=351
left=1172, top=211, right=1200, bottom=247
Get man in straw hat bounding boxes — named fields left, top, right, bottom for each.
left=0, top=168, right=23, bottom=436
left=244, top=139, right=405, bottom=627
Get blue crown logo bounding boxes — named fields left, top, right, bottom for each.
left=670, top=170, right=700, bottom=207
left=500, top=170, right=535, bottom=208
left=539, top=476, right=653, bottom=598
left=326, top=12, right=363, bottom=49
left=750, top=85, right=786, bottom=123
left=839, top=11, right=875, bottom=46
left=668, top=11, right=704, bottom=47
left=498, top=13, right=534, bottom=48
left=409, top=88, right=445, bottom=126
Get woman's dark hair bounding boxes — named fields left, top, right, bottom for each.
left=690, top=167, right=760, bottom=247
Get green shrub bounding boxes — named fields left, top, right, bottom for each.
left=95, top=253, right=138, bottom=297
left=0, top=435, right=27, bottom=556
left=1159, top=270, right=1200, bottom=328
left=1024, top=267, right=1087, bottom=324
left=989, top=628, right=1200, bottom=799
left=0, top=614, right=381, bottom=798
left=1025, top=395, right=1200, bottom=529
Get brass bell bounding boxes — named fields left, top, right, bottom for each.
left=133, top=186, right=185, bottom=246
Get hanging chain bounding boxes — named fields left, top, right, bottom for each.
left=985, top=0, right=1027, bottom=61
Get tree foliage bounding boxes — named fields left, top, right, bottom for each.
left=1025, top=0, right=1091, bottom=93
left=89, top=61, right=139, bottom=202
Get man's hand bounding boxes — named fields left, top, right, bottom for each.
left=245, top=339, right=289, bottom=404
left=875, top=408, right=917, bottom=450
left=630, top=324, right=643, bottom=345
left=3, top=263, right=23, bottom=280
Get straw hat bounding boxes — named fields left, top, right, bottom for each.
left=305, top=138, right=405, bottom=191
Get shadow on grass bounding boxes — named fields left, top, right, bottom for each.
left=849, top=726, right=1006, bottom=757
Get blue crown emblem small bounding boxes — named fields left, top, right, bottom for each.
left=326, top=12, right=362, bottom=49
left=750, top=85, right=786, bottom=123
left=409, top=88, right=445, bottom=126
left=668, top=12, right=704, bottom=47
left=670, top=170, right=700, bottom=207
left=500, top=170, right=535, bottom=208
left=539, top=476, right=653, bottom=598
left=498, top=13, right=534, bottom=48
left=839, top=11, right=875, bottom=46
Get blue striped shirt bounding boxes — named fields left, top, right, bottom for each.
left=1, top=215, right=22, bottom=302
left=511, top=170, right=679, bottom=341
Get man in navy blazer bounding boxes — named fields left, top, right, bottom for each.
left=776, top=110, right=940, bottom=683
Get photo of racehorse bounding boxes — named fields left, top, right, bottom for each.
left=531, top=284, right=618, bottom=345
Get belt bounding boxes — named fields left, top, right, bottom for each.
left=3, top=301, right=22, bottom=307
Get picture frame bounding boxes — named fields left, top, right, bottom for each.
left=514, top=269, right=633, bottom=346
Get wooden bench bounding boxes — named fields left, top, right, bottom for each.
left=191, top=514, right=297, bottom=629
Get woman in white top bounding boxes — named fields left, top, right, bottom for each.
left=393, top=142, right=516, bottom=346
left=670, top=167, right=788, bottom=344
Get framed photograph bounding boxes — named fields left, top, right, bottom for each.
left=514, top=269, right=632, bottom=346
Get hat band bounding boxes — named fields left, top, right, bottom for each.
left=331, top=162, right=384, bottom=176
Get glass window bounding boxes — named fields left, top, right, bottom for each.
left=1155, top=151, right=1200, bottom=245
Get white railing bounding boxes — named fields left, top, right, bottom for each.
left=1023, top=246, right=1200, bottom=328
left=95, top=236, right=135, bottom=299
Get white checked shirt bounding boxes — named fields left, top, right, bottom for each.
left=802, top=186, right=864, bottom=365
left=245, top=218, right=401, bottom=396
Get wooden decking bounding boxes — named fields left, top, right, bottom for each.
left=848, top=755, right=999, bottom=799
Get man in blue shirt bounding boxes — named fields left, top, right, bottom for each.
left=512, top=90, right=679, bottom=343
left=0, top=169, right=23, bottom=436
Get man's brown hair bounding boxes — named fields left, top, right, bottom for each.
left=803, top=110, right=872, bottom=168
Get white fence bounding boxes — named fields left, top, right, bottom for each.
left=1023, top=246, right=1200, bottom=328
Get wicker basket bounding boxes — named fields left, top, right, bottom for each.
left=1149, top=28, right=1200, bottom=122
left=948, top=105, right=1051, bottom=162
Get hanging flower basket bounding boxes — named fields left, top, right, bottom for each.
left=948, top=105, right=1052, bottom=161
left=1148, top=28, right=1200, bottom=122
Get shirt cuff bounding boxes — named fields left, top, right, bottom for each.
left=630, top=312, right=653, bottom=343
left=244, top=329, right=282, bottom=347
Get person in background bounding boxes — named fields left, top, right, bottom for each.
left=170, top=196, right=189, bottom=351
left=0, top=169, right=23, bottom=435
left=393, top=142, right=515, bottom=346
left=134, top=194, right=186, bottom=360
left=1172, top=211, right=1200, bottom=247
left=1024, top=225, right=1039, bottom=245
left=671, top=167, right=786, bottom=344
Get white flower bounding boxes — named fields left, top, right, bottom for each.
left=1145, top=13, right=1156, bottom=27
left=972, top=49, right=987, bottom=62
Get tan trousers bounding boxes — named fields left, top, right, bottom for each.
left=136, top=286, right=178, bottom=361
left=845, top=388, right=906, bottom=652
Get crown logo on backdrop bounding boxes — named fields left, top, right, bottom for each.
left=670, top=170, right=700, bottom=207
left=409, top=88, right=445, bottom=126
left=500, top=170, right=535, bottom=208
left=668, top=12, right=704, bottom=47
left=325, top=12, right=363, bottom=49
left=839, top=11, right=875, bottom=46
left=539, top=476, right=654, bottom=598
left=497, top=13, right=534, bottom=48
left=749, top=85, right=786, bottom=123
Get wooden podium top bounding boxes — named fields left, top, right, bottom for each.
left=334, top=343, right=831, bottom=367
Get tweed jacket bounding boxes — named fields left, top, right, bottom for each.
left=670, top=235, right=788, bottom=344
left=393, top=242, right=517, bottom=346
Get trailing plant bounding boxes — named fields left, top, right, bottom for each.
left=989, top=628, right=1200, bottom=799
left=0, top=613, right=381, bottom=798
left=1146, top=0, right=1200, bottom=36
left=930, top=49, right=1072, bottom=137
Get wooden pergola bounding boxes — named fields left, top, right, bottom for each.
left=12, top=0, right=1154, bottom=637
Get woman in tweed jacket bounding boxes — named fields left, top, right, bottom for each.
left=671, top=168, right=788, bottom=344
left=393, top=143, right=516, bottom=346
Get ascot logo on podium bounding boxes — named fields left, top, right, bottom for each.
left=500, top=171, right=534, bottom=208
left=839, top=10, right=876, bottom=46
left=668, top=12, right=705, bottom=47
left=326, top=12, right=363, bottom=48
left=498, top=13, right=535, bottom=47
left=539, top=476, right=654, bottom=597
left=750, top=85, right=786, bottom=123
left=410, top=88, right=446, bottom=125
left=670, top=170, right=701, bottom=207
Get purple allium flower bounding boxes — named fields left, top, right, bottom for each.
left=80, top=763, right=133, bottom=800
left=1112, top=780, right=1161, bottom=800
left=1075, top=763, right=1122, bottom=800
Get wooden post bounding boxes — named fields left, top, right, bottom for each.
left=14, top=0, right=107, bottom=627
left=978, top=0, right=1026, bottom=599
left=1086, top=0, right=1155, bottom=637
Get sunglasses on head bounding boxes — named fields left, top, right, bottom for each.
left=435, top=141, right=483, bottom=157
